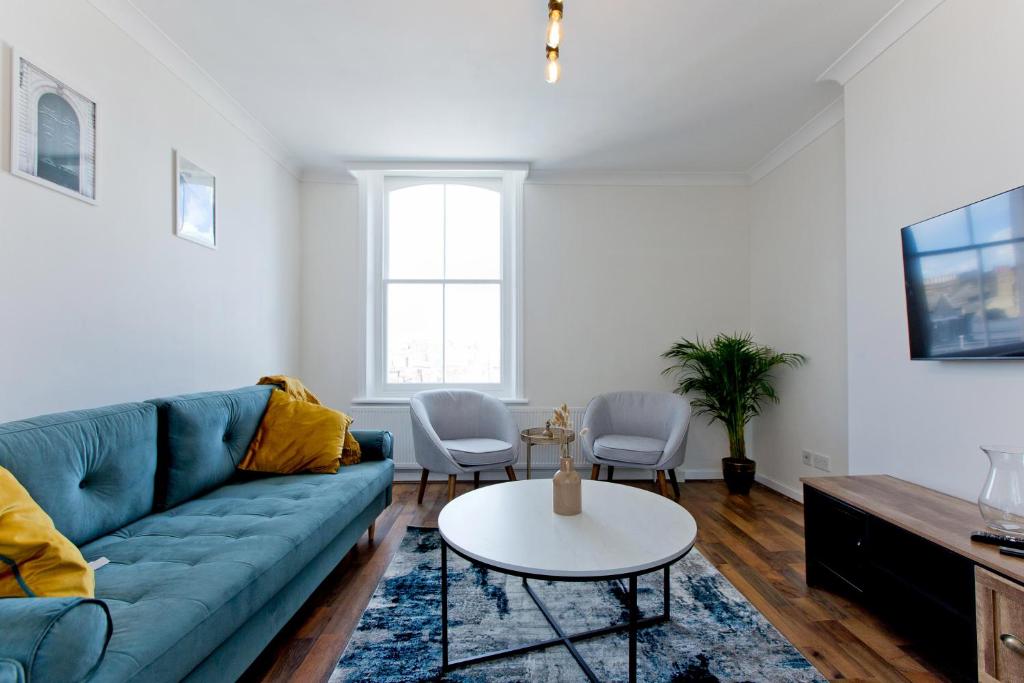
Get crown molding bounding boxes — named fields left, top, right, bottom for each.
left=345, top=161, right=530, bottom=176
left=525, top=170, right=749, bottom=187
left=301, top=167, right=747, bottom=187
left=747, top=97, right=844, bottom=184
left=302, top=117, right=849, bottom=188
left=817, top=0, right=946, bottom=86
left=88, top=0, right=299, bottom=178
left=301, top=168, right=359, bottom=185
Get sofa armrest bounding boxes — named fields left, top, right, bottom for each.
left=0, top=659, right=25, bottom=683
left=0, top=598, right=112, bottom=683
left=352, top=430, right=393, bottom=461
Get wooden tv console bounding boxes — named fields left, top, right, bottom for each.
left=803, top=475, right=1024, bottom=682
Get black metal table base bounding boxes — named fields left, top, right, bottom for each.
left=440, top=541, right=673, bottom=683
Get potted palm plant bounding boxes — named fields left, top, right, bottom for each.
left=661, top=334, right=805, bottom=494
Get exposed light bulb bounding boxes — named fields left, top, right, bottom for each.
left=545, top=53, right=560, bottom=84
left=543, top=1, right=563, bottom=83
left=546, top=9, right=562, bottom=49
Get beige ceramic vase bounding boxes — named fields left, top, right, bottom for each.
left=553, top=454, right=582, bottom=515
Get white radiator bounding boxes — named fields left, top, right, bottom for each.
left=349, top=405, right=585, bottom=471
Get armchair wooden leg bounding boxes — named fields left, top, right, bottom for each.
left=473, top=471, right=481, bottom=489
left=590, top=464, right=600, bottom=480
left=668, top=469, right=681, bottom=500
left=607, top=466, right=615, bottom=482
left=505, top=465, right=517, bottom=481
left=368, top=521, right=375, bottom=544
left=417, top=469, right=429, bottom=505
left=656, top=470, right=670, bottom=498
left=447, top=475, right=457, bottom=501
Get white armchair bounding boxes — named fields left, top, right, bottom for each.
left=581, top=391, right=691, bottom=499
left=410, top=389, right=520, bottom=502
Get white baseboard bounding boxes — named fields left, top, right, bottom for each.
left=754, top=473, right=803, bottom=502
left=393, top=466, right=802, bottom=503
left=679, top=468, right=721, bottom=481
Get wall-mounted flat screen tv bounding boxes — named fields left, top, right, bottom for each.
left=902, top=184, right=1024, bottom=359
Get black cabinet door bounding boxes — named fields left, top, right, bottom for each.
left=805, top=486, right=869, bottom=593
left=867, top=518, right=976, bottom=679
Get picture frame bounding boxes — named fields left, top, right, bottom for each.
left=10, top=51, right=98, bottom=204
left=174, top=150, right=217, bottom=249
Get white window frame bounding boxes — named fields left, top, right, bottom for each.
left=351, top=163, right=527, bottom=403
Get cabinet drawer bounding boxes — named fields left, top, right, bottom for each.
left=976, top=566, right=1024, bottom=683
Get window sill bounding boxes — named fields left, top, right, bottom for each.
left=351, top=396, right=529, bottom=406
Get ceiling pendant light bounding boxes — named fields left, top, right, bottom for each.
left=545, top=0, right=563, bottom=83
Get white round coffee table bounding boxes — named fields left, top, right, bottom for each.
left=437, top=479, right=697, bottom=683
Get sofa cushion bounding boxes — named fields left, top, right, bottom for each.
left=147, top=386, right=272, bottom=510
left=442, top=438, right=514, bottom=467
left=0, top=403, right=157, bottom=546
left=80, top=459, right=394, bottom=682
left=593, top=434, right=665, bottom=465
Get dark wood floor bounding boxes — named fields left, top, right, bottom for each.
left=240, top=479, right=951, bottom=683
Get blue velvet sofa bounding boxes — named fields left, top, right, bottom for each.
left=0, top=386, right=394, bottom=682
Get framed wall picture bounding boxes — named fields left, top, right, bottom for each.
left=174, top=151, right=217, bottom=249
left=10, top=51, right=97, bottom=203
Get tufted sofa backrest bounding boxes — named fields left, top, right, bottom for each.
left=0, top=403, right=158, bottom=546
left=147, top=386, right=272, bottom=510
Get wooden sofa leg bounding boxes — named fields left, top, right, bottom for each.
left=656, top=470, right=670, bottom=498
left=368, top=521, right=375, bottom=544
left=447, top=475, right=457, bottom=501
left=607, top=466, right=615, bottom=482
left=417, top=469, right=429, bottom=505
left=590, top=464, right=600, bottom=480
left=505, top=466, right=517, bottom=481
left=474, top=471, right=481, bottom=489
left=668, top=469, right=681, bottom=500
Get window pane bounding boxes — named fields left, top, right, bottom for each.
left=444, top=184, right=501, bottom=279
left=387, top=283, right=443, bottom=384
left=969, top=191, right=1014, bottom=245
left=910, top=210, right=970, bottom=252
left=980, top=244, right=1023, bottom=346
left=445, top=284, right=501, bottom=383
left=388, top=184, right=443, bottom=279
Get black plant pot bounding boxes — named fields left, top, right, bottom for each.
left=722, top=457, right=755, bottom=495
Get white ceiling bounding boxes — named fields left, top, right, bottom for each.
left=132, top=0, right=898, bottom=174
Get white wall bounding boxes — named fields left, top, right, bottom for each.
left=299, top=180, right=362, bottom=412
left=299, top=180, right=751, bottom=476
left=845, top=0, right=1024, bottom=500
left=749, top=125, right=848, bottom=499
left=0, top=0, right=301, bottom=420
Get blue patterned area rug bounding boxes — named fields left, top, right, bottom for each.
left=331, top=527, right=824, bottom=682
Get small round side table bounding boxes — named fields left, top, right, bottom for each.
left=520, top=426, right=575, bottom=480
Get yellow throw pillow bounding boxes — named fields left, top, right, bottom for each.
left=0, top=467, right=94, bottom=598
left=257, top=376, right=361, bottom=465
left=239, top=389, right=348, bottom=474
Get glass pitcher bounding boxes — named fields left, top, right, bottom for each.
left=979, top=446, right=1024, bottom=536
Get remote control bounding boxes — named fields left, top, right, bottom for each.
left=971, top=531, right=1024, bottom=550
left=1000, top=546, right=1024, bottom=559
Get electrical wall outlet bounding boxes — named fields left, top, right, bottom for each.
left=801, top=450, right=813, bottom=467
left=812, top=453, right=831, bottom=472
